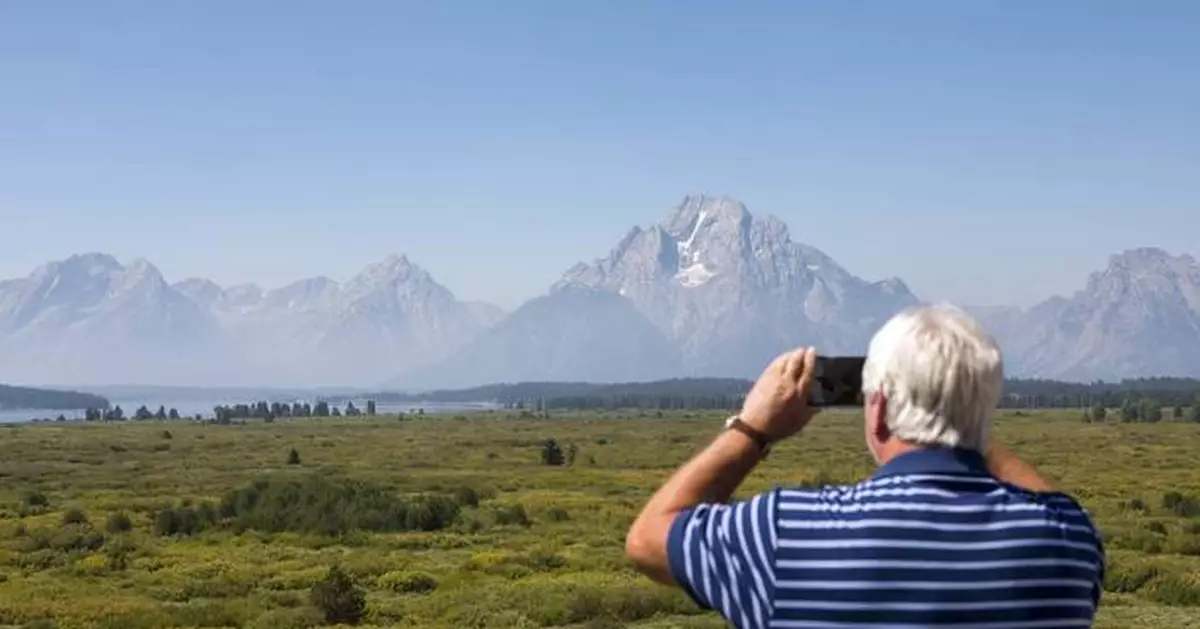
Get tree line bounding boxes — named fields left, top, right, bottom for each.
left=83, top=406, right=182, bottom=422
left=399, top=376, right=1200, bottom=413
left=77, top=400, right=379, bottom=423
left=211, top=399, right=377, bottom=423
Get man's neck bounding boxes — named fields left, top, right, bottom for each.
left=874, top=439, right=1055, bottom=492
left=874, top=438, right=924, bottom=467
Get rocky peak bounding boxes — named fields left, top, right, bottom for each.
left=347, top=255, right=433, bottom=291
left=60, top=252, right=122, bottom=275
left=544, top=196, right=920, bottom=376
left=663, top=195, right=750, bottom=237
left=264, top=277, right=340, bottom=310
left=174, top=278, right=224, bottom=307
left=223, top=283, right=261, bottom=303
left=110, top=259, right=168, bottom=297
left=1084, top=248, right=1200, bottom=311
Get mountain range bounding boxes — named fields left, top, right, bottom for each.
left=2, top=195, right=1197, bottom=388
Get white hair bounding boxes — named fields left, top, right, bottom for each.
left=861, top=304, right=1003, bottom=450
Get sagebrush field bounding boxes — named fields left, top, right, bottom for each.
left=1, top=410, right=1198, bottom=628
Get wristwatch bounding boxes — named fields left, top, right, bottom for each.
left=724, top=415, right=772, bottom=457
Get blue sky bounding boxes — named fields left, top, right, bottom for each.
left=1, top=1, right=1196, bottom=309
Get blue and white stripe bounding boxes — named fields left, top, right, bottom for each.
left=666, top=448, right=1104, bottom=629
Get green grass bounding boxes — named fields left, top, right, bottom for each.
left=1, top=410, right=1199, bottom=628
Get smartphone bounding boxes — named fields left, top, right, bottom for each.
left=809, top=356, right=866, bottom=407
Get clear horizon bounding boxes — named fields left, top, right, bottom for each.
left=2, top=2, right=1197, bottom=310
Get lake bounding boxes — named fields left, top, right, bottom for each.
left=0, top=399, right=500, bottom=423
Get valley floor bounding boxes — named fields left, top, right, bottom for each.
left=0, top=411, right=1197, bottom=628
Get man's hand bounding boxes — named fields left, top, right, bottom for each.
left=626, top=347, right=820, bottom=586
left=740, top=347, right=819, bottom=442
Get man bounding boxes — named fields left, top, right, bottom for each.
left=626, top=305, right=1104, bottom=628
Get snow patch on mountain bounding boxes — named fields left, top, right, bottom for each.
left=676, top=263, right=716, bottom=287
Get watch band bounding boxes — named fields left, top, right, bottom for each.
left=725, top=416, right=772, bottom=455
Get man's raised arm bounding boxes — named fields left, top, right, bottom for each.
left=624, top=347, right=818, bottom=585
left=986, top=441, right=1055, bottom=492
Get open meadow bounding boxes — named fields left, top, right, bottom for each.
left=1, top=410, right=1198, bottom=628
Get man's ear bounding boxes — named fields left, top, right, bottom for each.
left=869, top=390, right=891, bottom=443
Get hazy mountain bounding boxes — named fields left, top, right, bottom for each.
left=399, top=286, right=681, bottom=389
left=983, top=248, right=1200, bottom=380
left=0, top=254, right=500, bottom=387
left=5, top=202, right=1198, bottom=389
left=0, top=254, right=224, bottom=385
left=555, top=195, right=919, bottom=375
left=399, top=195, right=920, bottom=388
left=309, top=256, right=500, bottom=384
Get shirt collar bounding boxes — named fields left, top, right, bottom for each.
left=871, top=446, right=990, bottom=480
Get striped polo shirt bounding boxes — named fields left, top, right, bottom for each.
left=667, top=447, right=1105, bottom=629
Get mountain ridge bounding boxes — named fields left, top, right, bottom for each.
left=2, top=197, right=1197, bottom=387
left=0, top=253, right=502, bottom=387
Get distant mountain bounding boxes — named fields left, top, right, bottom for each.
left=0, top=254, right=224, bottom=385
left=980, top=248, right=1200, bottom=380
left=399, top=286, right=681, bottom=389
left=5, top=200, right=1198, bottom=388
left=0, top=254, right=501, bottom=386
left=555, top=195, right=918, bottom=375
left=0, top=383, right=109, bottom=411
left=397, top=195, right=920, bottom=388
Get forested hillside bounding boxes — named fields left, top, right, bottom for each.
left=0, top=384, right=110, bottom=411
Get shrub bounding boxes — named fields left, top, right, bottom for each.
left=1146, top=520, right=1169, bottom=536
left=453, top=486, right=480, bottom=508
left=19, top=548, right=66, bottom=571
left=523, top=548, right=568, bottom=571
left=249, top=608, right=325, bottom=629
left=153, top=505, right=215, bottom=537
left=62, top=507, right=89, bottom=526
left=23, top=490, right=49, bottom=508
left=403, top=495, right=461, bottom=531
left=490, top=503, right=531, bottom=527
left=105, top=537, right=135, bottom=571
left=106, top=512, right=133, bottom=534
left=1167, top=533, right=1200, bottom=556
left=1143, top=573, right=1200, bottom=606
left=1162, top=491, right=1200, bottom=517
left=378, top=570, right=439, bottom=594
left=1122, top=498, right=1150, bottom=513
left=161, top=430, right=173, bottom=439
left=219, top=475, right=460, bottom=536
left=1111, top=527, right=1165, bottom=553
left=169, top=601, right=249, bottom=628
left=541, top=439, right=565, bottom=466
left=180, top=576, right=255, bottom=600
left=19, top=528, right=54, bottom=552
left=310, top=566, right=365, bottom=625
left=1105, top=561, right=1159, bottom=593
left=49, top=525, right=104, bottom=552
left=154, top=509, right=177, bottom=536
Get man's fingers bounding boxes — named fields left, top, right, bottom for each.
left=794, top=347, right=818, bottom=393
left=768, top=351, right=791, bottom=375
left=783, top=347, right=811, bottom=380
